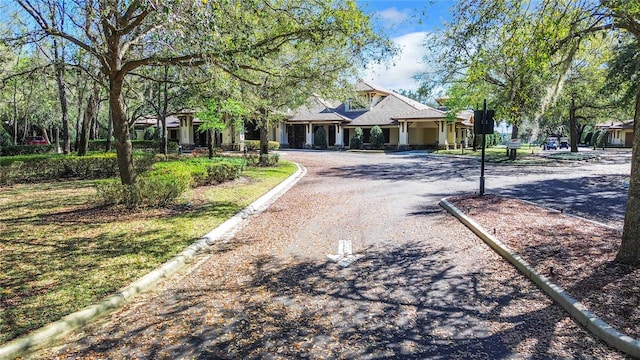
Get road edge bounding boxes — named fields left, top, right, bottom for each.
left=439, top=197, right=640, bottom=358
left=0, top=163, right=307, bottom=360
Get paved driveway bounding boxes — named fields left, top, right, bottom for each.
left=34, top=150, right=630, bottom=359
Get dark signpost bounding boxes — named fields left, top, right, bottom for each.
left=474, top=100, right=494, bottom=196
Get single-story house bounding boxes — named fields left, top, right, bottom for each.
left=133, top=80, right=474, bottom=151
left=133, top=110, right=239, bottom=150
left=284, top=80, right=474, bottom=150
left=596, top=120, right=634, bottom=147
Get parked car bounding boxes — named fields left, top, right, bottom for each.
left=26, top=136, right=48, bottom=145
left=544, top=140, right=557, bottom=150
left=559, top=140, right=569, bottom=149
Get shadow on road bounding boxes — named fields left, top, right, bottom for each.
left=498, top=175, right=628, bottom=227
left=46, top=241, right=613, bottom=359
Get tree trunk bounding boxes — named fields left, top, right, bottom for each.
left=617, top=85, right=640, bottom=266
left=109, top=77, right=135, bottom=185
left=54, top=60, right=71, bottom=154
left=12, top=80, right=18, bottom=145
left=259, top=120, right=269, bottom=165
left=208, top=129, right=214, bottom=159
left=54, top=126, right=60, bottom=152
left=569, top=97, right=578, bottom=152
left=509, top=123, right=519, bottom=160
left=78, top=86, right=99, bottom=156
left=161, top=65, right=169, bottom=156
left=41, top=125, right=51, bottom=144
left=106, top=103, right=113, bottom=152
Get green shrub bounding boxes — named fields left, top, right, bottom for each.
left=95, top=173, right=190, bottom=209
left=244, top=140, right=280, bottom=152
left=596, top=130, right=608, bottom=148
left=95, top=157, right=246, bottom=209
left=583, top=132, right=593, bottom=145
left=314, top=127, right=327, bottom=149
left=87, top=139, right=178, bottom=153
left=580, top=126, right=592, bottom=144
left=245, top=153, right=279, bottom=166
left=136, top=171, right=191, bottom=207
left=144, top=127, right=157, bottom=141
left=1, top=144, right=55, bottom=156
left=370, top=125, right=384, bottom=149
left=590, top=130, right=601, bottom=147
left=0, top=153, right=155, bottom=185
left=350, top=127, right=363, bottom=149
left=0, top=126, right=11, bottom=147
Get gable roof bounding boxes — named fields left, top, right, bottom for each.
left=287, top=80, right=447, bottom=127
left=596, top=120, right=634, bottom=130
left=287, top=95, right=349, bottom=122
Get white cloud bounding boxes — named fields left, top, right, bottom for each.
left=362, top=32, right=429, bottom=92
left=376, top=7, right=410, bottom=26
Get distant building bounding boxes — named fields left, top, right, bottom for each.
left=595, top=120, right=634, bottom=147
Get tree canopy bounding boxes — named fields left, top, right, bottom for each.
left=7, top=0, right=393, bottom=183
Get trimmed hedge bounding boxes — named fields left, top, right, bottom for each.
left=314, top=127, right=327, bottom=149
left=1, top=145, right=55, bottom=156
left=350, top=127, right=363, bottom=149
left=370, top=125, right=384, bottom=149
left=245, top=153, right=280, bottom=166
left=87, top=139, right=179, bottom=152
left=244, top=140, right=280, bottom=151
left=0, top=153, right=155, bottom=185
left=95, top=157, right=247, bottom=209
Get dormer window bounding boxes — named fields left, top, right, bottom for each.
left=346, top=95, right=369, bottom=112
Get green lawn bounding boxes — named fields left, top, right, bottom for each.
left=0, top=160, right=297, bottom=344
left=436, top=145, right=545, bottom=163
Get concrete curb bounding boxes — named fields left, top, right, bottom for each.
left=0, top=163, right=307, bottom=360
left=439, top=198, right=640, bottom=358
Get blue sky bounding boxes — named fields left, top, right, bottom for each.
left=356, top=0, right=456, bottom=92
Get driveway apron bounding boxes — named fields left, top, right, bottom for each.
left=32, top=151, right=627, bottom=359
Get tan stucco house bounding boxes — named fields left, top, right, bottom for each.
left=134, top=80, right=474, bottom=151
left=284, top=80, right=473, bottom=150
left=596, top=120, right=634, bottom=147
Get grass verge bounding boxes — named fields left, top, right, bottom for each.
left=0, top=160, right=297, bottom=344
left=436, top=146, right=548, bottom=163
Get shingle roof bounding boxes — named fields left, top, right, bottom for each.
left=337, top=94, right=431, bottom=126
left=597, top=120, right=634, bottom=130
left=287, top=80, right=444, bottom=127
left=287, top=95, right=350, bottom=123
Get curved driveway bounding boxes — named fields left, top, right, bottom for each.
left=33, top=150, right=630, bottom=359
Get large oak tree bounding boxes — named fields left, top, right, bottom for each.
left=14, top=0, right=389, bottom=184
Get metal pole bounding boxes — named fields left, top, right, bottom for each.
left=480, top=99, right=487, bottom=195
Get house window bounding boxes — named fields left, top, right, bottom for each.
left=169, top=129, right=178, bottom=141
left=383, top=128, right=390, bottom=143
left=347, top=95, right=369, bottom=111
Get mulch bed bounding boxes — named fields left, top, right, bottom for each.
left=447, top=194, right=640, bottom=340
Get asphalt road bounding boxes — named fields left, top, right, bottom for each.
left=32, top=149, right=631, bottom=359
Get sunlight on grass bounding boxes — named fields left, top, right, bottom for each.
left=437, top=146, right=545, bottom=163
left=0, top=160, right=297, bottom=343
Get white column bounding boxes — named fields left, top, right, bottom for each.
left=279, top=123, right=288, bottom=146
left=305, top=124, right=313, bottom=147
left=398, top=121, right=409, bottom=149
left=335, top=124, right=344, bottom=146
left=179, top=118, right=188, bottom=145
left=452, top=124, right=458, bottom=149
left=438, top=121, right=448, bottom=149
left=187, top=117, right=194, bottom=144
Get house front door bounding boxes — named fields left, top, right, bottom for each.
left=287, top=125, right=306, bottom=149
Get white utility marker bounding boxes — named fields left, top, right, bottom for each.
left=327, top=239, right=359, bottom=267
